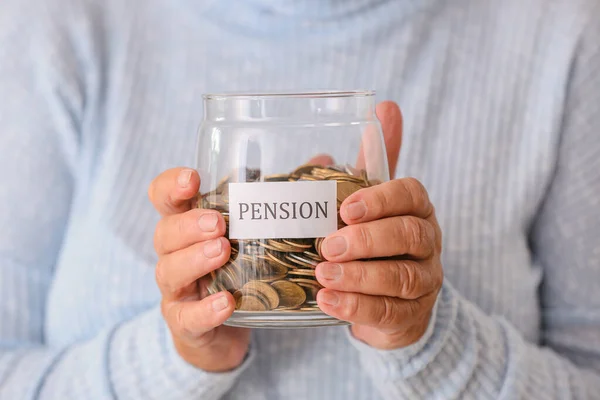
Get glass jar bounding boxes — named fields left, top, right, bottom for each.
left=195, top=91, right=389, bottom=328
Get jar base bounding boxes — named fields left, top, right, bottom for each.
left=224, top=310, right=350, bottom=328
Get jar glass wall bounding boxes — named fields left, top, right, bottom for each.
left=196, top=91, right=389, bottom=328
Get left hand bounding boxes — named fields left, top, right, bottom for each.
left=315, top=102, right=443, bottom=350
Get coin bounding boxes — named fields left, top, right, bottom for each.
left=257, top=239, right=302, bottom=253
left=264, top=173, right=290, bottom=182
left=282, top=239, right=313, bottom=249
left=265, top=251, right=298, bottom=270
left=287, top=269, right=316, bottom=277
left=233, top=290, right=243, bottom=302
left=242, top=281, right=280, bottom=309
left=291, top=164, right=319, bottom=177
left=314, top=237, right=325, bottom=259
left=236, top=294, right=268, bottom=311
left=285, top=253, right=318, bottom=269
left=337, top=181, right=363, bottom=203
left=289, top=278, right=323, bottom=288
left=271, top=280, right=306, bottom=308
left=298, top=283, right=320, bottom=302
left=257, top=258, right=288, bottom=282
left=303, top=250, right=321, bottom=261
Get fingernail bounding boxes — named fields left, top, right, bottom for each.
left=319, top=291, right=339, bottom=306
left=212, top=294, right=229, bottom=312
left=323, top=236, right=347, bottom=257
left=345, top=201, right=366, bottom=220
left=178, top=169, right=193, bottom=188
left=320, top=263, right=342, bottom=281
left=203, top=239, right=223, bottom=258
left=198, top=213, right=218, bottom=232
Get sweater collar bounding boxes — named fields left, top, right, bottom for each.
left=244, top=0, right=394, bottom=19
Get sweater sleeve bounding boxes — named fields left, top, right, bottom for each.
left=0, top=2, right=251, bottom=399
left=346, top=6, right=600, bottom=400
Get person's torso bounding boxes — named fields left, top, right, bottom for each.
left=44, top=0, right=587, bottom=398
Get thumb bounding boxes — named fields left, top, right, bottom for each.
left=376, top=101, right=402, bottom=178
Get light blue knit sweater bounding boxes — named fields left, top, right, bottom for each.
left=1, top=0, right=599, bottom=398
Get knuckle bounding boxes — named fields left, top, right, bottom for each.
left=174, top=304, right=193, bottom=337
left=373, top=186, right=391, bottom=215
left=433, top=263, right=444, bottom=291
left=408, top=299, right=421, bottom=318
left=155, top=258, right=170, bottom=290
left=373, top=263, right=388, bottom=285
left=176, top=213, right=189, bottom=238
left=402, top=217, right=434, bottom=258
left=153, top=220, right=166, bottom=254
left=341, top=294, right=361, bottom=320
left=395, top=260, right=420, bottom=298
left=403, top=178, right=431, bottom=214
left=356, top=263, right=370, bottom=288
left=420, top=221, right=436, bottom=257
left=379, top=297, right=398, bottom=326
left=356, top=225, right=375, bottom=254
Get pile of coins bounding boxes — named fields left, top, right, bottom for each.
left=199, top=164, right=378, bottom=312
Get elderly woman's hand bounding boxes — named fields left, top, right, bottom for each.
left=149, top=168, right=250, bottom=372
left=316, top=177, right=443, bottom=349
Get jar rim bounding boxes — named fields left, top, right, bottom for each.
left=203, top=90, right=375, bottom=100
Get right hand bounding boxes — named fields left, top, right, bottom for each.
left=149, top=167, right=250, bottom=372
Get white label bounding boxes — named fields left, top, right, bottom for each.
left=228, top=181, right=337, bottom=240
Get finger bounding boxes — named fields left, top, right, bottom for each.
left=315, top=259, right=441, bottom=299
left=340, top=178, right=433, bottom=224
left=317, top=289, right=432, bottom=327
left=376, top=101, right=402, bottom=177
left=155, top=237, right=230, bottom=299
left=355, top=101, right=403, bottom=178
left=154, top=209, right=226, bottom=255
left=162, top=291, right=235, bottom=340
left=148, top=168, right=200, bottom=217
left=321, top=216, right=436, bottom=262
left=307, top=154, right=335, bottom=166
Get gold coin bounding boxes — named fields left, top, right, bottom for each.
left=239, top=287, right=271, bottom=308
left=233, top=290, right=243, bottom=302
left=289, top=278, right=323, bottom=288
left=303, top=250, right=322, bottom=261
left=285, top=253, right=318, bottom=269
left=264, top=174, right=290, bottom=182
left=257, top=258, right=288, bottom=282
left=242, top=281, right=280, bottom=309
left=236, top=294, right=268, bottom=311
left=288, top=269, right=316, bottom=277
left=344, top=164, right=362, bottom=176
left=291, top=164, right=320, bottom=177
left=265, top=251, right=298, bottom=270
left=314, top=237, right=325, bottom=259
left=268, top=239, right=303, bottom=252
left=298, top=283, right=320, bottom=302
left=360, top=169, right=369, bottom=187
left=281, top=239, right=313, bottom=249
left=271, top=280, right=306, bottom=308
left=218, top=262, right=242, bottom=290
left=337, top=181, right=363, bottom=203
left=298, top=174, right=320, bottom=181
left=257, top=240, right=299, bottom=253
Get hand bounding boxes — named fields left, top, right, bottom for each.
left=315, top=103, right=444, bottom=350
left=149, top=168, right=250, bottom=372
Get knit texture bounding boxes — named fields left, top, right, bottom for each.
left=1, top=0, right=599, bottom=398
